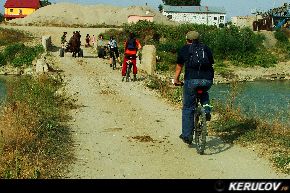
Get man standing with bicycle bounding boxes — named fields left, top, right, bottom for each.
left=174, top=31, right=214, bottom=145
left=108, top=36, right=121, bottom=68
left=122, top=32, right=142, bottom=81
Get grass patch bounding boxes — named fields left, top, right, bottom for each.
left=214, top=60, right=236, bottom=79
left=0, top=74, right=77, bottom=178
left=145, top=75, right=183, bottom=104
left=0, top=27, right=32, bottom=46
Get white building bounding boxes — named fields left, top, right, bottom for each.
left=162, top=5, right=226, bottom=27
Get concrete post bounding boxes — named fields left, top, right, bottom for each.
left=42, top=35, right=52, bottom=51
left=137, top=45, right=156, bottom=75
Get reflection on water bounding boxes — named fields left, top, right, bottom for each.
left=209, top=80, right=290, bottom=123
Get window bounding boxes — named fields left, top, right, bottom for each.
left=220, top=16, right=224, bottom=20
left=19, top=9, right=22, bottom=14
left=214, top=17, right=217, bottom=20
left=10, top=9, right=13, bottom=12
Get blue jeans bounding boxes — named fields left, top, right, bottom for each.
left=182, top=79, right=213, bottom=139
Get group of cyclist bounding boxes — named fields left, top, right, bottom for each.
left=61, top=30, right=214, bottom=148
left=62, top=31, right=142, bottom=81
left=96, top=33, right=142, bottom=81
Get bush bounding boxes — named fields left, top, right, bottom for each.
left=274, top=30, right=290, bottom=60
left=104, top=22, right=278, bottom=69
left=0, top=43, right=44, bottom=67
left=11, top=45, right=44, bottom=67
left=156, top=51, right=176, bottom=72
left=0, top=53, right=6, bottom=67
left=274, top=30, right=289, bottom=43
left=229, top=49, right=277, bottom=67
left=0, top=27, right=30, bottom=46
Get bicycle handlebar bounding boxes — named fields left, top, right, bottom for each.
left=171, top=79, right=184, bottom=86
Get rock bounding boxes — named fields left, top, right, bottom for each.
left=35, top=59, right=48, bottom=74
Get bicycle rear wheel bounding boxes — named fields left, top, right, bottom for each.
left=112, top=55, right=116, bottom=70
left=126, top=62, right=132, bottom=82
left=194, top=107, right=207, bottom=155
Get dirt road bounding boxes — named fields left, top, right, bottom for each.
left=53, top=48, right=288, bottom=179
left=2, top=25, right=289, bottom=179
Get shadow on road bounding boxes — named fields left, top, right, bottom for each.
left=83, top=56, right=97, bottom=59
left=50, top=45, right=61, bottom=52
left=188, top=136, right=233, bottom=155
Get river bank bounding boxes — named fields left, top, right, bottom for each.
left=214, top=61, right=290, bottom=84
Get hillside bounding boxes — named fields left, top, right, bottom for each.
left=8, top=3, right=174, bottom=26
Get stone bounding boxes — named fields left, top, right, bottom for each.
left=42, top=35, right=52, bottom=51
left=137, top=45, right=156, bottom=75
left=35, top=59, right=48, bottom=74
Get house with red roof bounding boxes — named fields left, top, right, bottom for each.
left=4, top=0, right=41, bottom=21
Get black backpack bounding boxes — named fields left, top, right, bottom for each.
left=187, top=43, right=210, bottom=68
left=126, top=38, right=137, bottom=51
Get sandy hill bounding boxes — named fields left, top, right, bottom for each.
left=9, top=3, right=174, bottom=26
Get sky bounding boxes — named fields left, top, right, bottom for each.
left=0, top=0, right=289, bottom=21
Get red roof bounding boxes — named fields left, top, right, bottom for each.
left=4, top=0, right=40, bottom=8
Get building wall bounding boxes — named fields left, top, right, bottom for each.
left=231, top=15, right=262, bottom=28
left=4, top=7, right=37, bottom=20
left=128, top=15, right=154, bottom=23
left=163, top=11, right=225, bottom=26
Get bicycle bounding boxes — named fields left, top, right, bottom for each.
left=173, top=80, right=210, bottom=155
left=109, top=48, right=117, bottom=70
left=122, top=55, right=135, bottom=82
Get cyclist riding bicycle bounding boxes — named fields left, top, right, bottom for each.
left=122, top=32, right=142, bottom=81
left=174, top=31, right=214, bottom=145
left=108, top=36, right=121, bottom=67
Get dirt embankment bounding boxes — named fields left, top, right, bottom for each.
left=8, top=3, right=173, bottom=26
left=214, top=61, right=290, bottom=84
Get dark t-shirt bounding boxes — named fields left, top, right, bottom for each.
left=177, top=42, right=214, bottom=80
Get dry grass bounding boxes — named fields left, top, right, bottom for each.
left=0, top=74, right=75, bottom=178
left=0, top=27, right=31, bottom=46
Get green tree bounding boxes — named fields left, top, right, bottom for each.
left=158, top=4, right=163, bottom=12
left=0, top=13, right=4, bottom=22
left=162, top=0, right=201, bottom=6
left=40, top=0, right=51, bottom=7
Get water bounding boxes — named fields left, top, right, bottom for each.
left=209, top=80, right=290, bottom=123
left=0, top=77, right=6, bottom=105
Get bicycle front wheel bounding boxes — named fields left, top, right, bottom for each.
left=112, top=57, right=116, bottom=70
